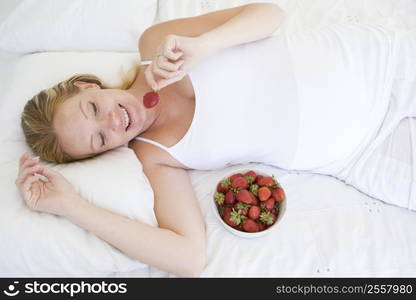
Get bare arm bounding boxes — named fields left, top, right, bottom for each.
left=64, top=147, right=206, bottom=277
left=139, top=3, right=284, bottom=61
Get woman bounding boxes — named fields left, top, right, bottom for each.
left=15, top=3, right=416, bottom=276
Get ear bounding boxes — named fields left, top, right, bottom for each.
left=73, top=81, right=100, bottom=90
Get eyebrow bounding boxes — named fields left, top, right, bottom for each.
left=79, top=100, right=94, bottom=153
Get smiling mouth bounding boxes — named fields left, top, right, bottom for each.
left=119, top=104, right=131, bottom=131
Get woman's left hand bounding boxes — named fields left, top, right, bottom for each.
left=144, top=34, right=210, bottom=91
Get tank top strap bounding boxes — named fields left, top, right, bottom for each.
left=140, top=60, right=151, bottom=65
left=134, top=137, right=172, bottom=153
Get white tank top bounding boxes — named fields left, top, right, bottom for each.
left=135, top=23, right=397, bottom=172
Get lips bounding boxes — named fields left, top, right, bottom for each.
left=118, top=104, right=132, bottom=131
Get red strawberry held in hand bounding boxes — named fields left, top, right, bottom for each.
left=143, top=91, right=160, bottom=108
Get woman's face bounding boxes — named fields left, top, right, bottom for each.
left=53, top=82, right=146, bottom=159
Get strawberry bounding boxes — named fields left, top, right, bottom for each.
left=223, top=207, right=238, bottom=227
left=143, top=91, right=159, bottom=108
left=244, top=170, right=257, bottom=178
left=272, top=187, right=285, bottom=201
left=258, top=222, right=267, bottom=231
left=224, top=190, right=235, bottom=205
left=236, top=189, right=253, bottom=204
left=216, top=177, right=231, bottom=193
left=244, top=175, right=255, bottom=185
left=242, top=219, right=259, bottom=232
left=260, top=211, right=275, bottom=226
left=248, top=205, right=261, bottom=220
left=218, top=205, right=225, bottom=218
left=230, top=173, right=244, bottom=181
left=229, top=208, right=247, bottom=226
left=257, top=176, right=276, bottom=187
left=234, top=202, right=250, bottom=216
left=249, top=184, right=259, bottom=197
left=258, top=186, right=271, bottom=201
left=214, top=192, right=225, bottom=205
left=231, top=176, right=248, bottom=189
left=255, top=175, right=264, bottom=184
left=264, top=197, right=275, bottom=210
left=251, top=197, right=259, bottom=206
left=243, top=171, right=256, bottom=185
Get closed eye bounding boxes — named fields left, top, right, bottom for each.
left=91, top=102, right=105, bottom=147
left=91, top=102, right=97, bottom=115
left=100, top=133, right=105, bottom=146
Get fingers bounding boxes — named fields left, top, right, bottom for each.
left=19, top=152, right=29, bottom=167
left=20, top=156, right=39, bottom=171
left=36, top=166, right=55, bottom=182
left=22, top=175, right=41, bottom=210
left=153, top=55, right=183, bottom=77
left=163, top=49, right=183, bottom=61
left=156, top=55, right=183, bottom=72
left=16, top=156, right=40, bottom=185
left=163, top=35, right=184, bottom=61
left=16, top=164, right=42, bottom=185
left=152, top=62, right=181, bottom=80
left=145, top=56, right=184, bottom=91
left=157, top=71, right=186, bottom=90
left=144, top=64, right=159, bottom=91
left=23, top=174, right=40, bottom=192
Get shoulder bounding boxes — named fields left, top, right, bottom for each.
left=128, top=139, right=189, bottom=169
left=128, top=138, right=168, bottom=166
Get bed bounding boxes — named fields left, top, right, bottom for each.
left=0, top=0, right=415, bottom=277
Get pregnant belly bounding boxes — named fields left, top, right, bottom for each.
left=286, top=24, right=394, bottom=170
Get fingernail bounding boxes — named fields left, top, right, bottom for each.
left=32, top=156, right=39, bottom=161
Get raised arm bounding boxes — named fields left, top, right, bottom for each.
left=139, top=3, right=285, bottom=90
left=139, top=3, right=285, bottom=60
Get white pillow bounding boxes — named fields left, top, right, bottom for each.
left=0, top=51, right=158, bottom=276
left=0, top=0, right=158, bottom=54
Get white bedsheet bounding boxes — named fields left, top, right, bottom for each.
left=109, top=162, right=416, bottom=277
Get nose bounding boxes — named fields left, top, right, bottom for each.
left=107, top=108, right=124, bottom=132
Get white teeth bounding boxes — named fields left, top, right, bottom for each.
left=121, top=107, right=130, bottom=129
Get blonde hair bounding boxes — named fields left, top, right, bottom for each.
left=21, top=66, right=139, bottom=164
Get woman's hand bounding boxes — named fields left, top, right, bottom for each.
left=144, top=34, right=210, bottom=91
left=15, top=152, right=81, bottom=217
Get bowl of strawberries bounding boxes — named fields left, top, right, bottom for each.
left=213, top=170, right=286, bottom=238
